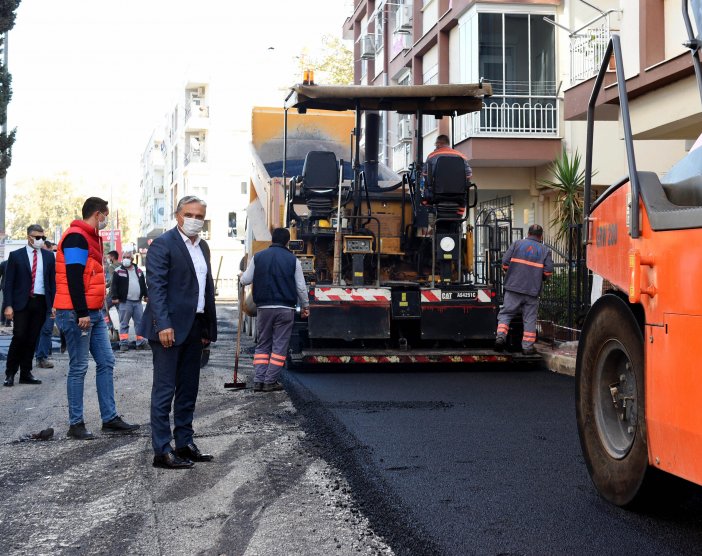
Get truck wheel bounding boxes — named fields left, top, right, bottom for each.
left=576, top=294, right=653, bottom=507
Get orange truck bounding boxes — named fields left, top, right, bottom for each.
left=576, top=1, right=702, bottom=506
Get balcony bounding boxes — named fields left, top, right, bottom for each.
left=185, top=101, right=210, bottom=132
left=570, top=25, right=611, bottom=85
left=392, top=142, right=412, bottom=172
left=455, top=96, right=559, bottom=141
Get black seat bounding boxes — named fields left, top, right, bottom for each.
left=638, top=171, right=702, bottom=230
left=428, top=156, right=467, bottom=214
left=301, top=151, right=339, bottom=220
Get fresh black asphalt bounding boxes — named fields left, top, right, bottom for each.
left=286, top=365, right=702, bottom=555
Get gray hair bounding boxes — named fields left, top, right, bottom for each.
left=27, top=224, right=44, bottom=235
left=176, top=195, right=207, bottom=214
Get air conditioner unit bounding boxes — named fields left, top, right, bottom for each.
left=398, top=119, right=412, bottom=142
left=394, top=5, right=413, bottom=34
left=360, top=34, right=376, bottom=59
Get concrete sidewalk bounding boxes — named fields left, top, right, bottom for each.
left=535, top=341, right=577, bottom=377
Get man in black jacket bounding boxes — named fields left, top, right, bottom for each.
left=110, top=250, right=148, bottom=352
left=240, top=228, right=309, bottom=393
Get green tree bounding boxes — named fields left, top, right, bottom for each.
left=538, top=148, right=592, bottom=247
left=0, top=0, right=21, bottom=180
left=7, top=173, right=84, bottom=239
left=300, top=35, right=354, bottom=85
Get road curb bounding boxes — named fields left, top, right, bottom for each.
left=536, top=343, right=577, bottom=377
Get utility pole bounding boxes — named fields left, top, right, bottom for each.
left=0, top=31, right=7, bottom=259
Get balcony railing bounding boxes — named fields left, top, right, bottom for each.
left=184, top=150, right=207, bottom=165
left=455, top=97, right=559, bottom=141
left=185, top=102, right=209, bottom=122
left=392, top=142, right=412, bottom=172
left=570, top=24, right=611, bottom=84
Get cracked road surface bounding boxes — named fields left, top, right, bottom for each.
left=0, top=305, right=392, bottom=556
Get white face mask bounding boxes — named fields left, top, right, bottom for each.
left=97, top=212, right=108, bottom=231
left=123, top=258, right=132, bottom=267
left=31, top=239, right=44, bottom=250
left=181, top=217, right=204, bottom=236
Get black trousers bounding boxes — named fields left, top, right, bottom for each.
left=149, top=316, right=204, bottom=455
left=6, top=295, right=47, bottom=377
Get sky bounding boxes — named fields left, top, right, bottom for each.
left=7, top=0, right=351, bottom=198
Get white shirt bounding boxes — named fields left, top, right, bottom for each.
left=25, top=245, right=45, bottom=295
left=178, top=228, right=207, bottom=313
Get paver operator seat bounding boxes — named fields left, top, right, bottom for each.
left=426, top=155, right=468, bottom=217
left=300, top=150, right=339, bottom=222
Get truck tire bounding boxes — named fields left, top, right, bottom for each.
left=576, top=294, right=654, bottom=507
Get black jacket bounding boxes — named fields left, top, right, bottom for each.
left=3, top=247, right=56, bottom=313
left=110, top=264, right=147, bottom=302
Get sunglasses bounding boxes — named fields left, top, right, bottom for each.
left=31, top=235, right=47, bottom=241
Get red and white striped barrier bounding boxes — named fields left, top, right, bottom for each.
left=314, top=287, right=392, bottom=303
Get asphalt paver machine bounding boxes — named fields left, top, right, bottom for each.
left=266, top=82, right=532, bottom=365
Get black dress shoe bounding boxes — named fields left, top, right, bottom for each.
left=18, top=373, right=42, bottom=385
left=3, top=375, right=14, bottom=387
left=153, top=452, right=194, bottom=469
left=102, top=415, right=140, bottom=433
left=175, top=443, right=214, bottom=462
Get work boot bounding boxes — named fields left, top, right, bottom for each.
left=263, top=382, right=284, bottom=393
left=120, top=344, right=129, bottom=352
left=494, top=336, right=506, bottom=352
left=253, top=382, right=264, bottom=392
left=522, top=345, right=537, bottom=356
left=37, top=358, right=54, bottom=369
left=67, top=422, right=95, bottom=440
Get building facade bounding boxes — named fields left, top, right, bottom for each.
left=140, top=78, right=251, bottom=298
left=342, top=0, right=690, bottom=245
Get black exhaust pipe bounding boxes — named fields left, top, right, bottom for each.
left=364, top=112, right=380, bottom=191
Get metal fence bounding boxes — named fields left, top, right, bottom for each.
left=538, top=225, right=590, bottom=344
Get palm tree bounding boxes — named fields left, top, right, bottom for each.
left=538, top=148, right=590, bottom=248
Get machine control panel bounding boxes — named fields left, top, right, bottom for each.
left=297, top=255, right=315, bottom=273
left=288, top=240, right=305, bottom=253
left=343, top=235, right=374, bottom=254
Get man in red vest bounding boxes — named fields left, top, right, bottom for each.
left=54, top=197, right=140, bottom=440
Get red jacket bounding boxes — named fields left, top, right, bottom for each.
left=55, top=220, right=106, bottom=311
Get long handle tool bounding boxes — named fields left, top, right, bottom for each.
left=224, top=300, right=247, bottom=390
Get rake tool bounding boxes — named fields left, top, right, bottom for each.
left=224, top=300, right=247, bottom=390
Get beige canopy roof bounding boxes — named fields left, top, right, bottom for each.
left=286, top=83, right=492, bottom=117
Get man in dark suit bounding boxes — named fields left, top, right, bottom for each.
left=3, top=225, right=56, bottom=386
left=140, top=196, right=217, bottom=469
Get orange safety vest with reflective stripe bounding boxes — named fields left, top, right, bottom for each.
left=501, top=236, right=553, bottom=297
left=55, top=220, right=106, bottom=310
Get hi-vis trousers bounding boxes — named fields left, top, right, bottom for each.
left=496, top=290, right=539, bottom=349
left=253, top=307, right=295, bottom=384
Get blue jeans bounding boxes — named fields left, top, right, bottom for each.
left=35, top=314, right=55, bottom=360
left=56, top=309, right=118, bottom=426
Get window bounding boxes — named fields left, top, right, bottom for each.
left=201, top=219, right=211, bottom=240
left=241, top=181, right=248, bottom=195
left=228, top=212, right=238, bottom=237
left=476, top=12, right=557, bottom=134
left=422, top=65, right=439, bottom=135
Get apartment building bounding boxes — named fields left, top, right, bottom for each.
left=139, top=127, right=167, bottom=241
left=342, top=0, right=690, bottom=242
left=140, top=78, right=250, bottom=298
left=563, top=0, right=697, bottom=184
